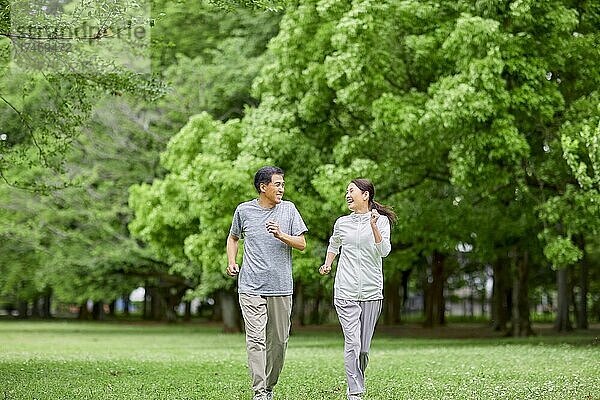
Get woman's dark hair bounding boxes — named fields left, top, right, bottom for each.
left=254, top=166, right=284, bottom=193
left=351, top=178, right=397, bottom=224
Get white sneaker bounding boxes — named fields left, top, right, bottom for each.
left=252, top=394, right=265, bottom=400
left=265, top=391, right=273, bottom=400
left=347, top=392, right=363, bottom=400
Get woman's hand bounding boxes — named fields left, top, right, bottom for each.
left=370, top=209, right=380, bottom=225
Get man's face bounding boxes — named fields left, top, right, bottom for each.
left=261, top=174, right=285, bottom=204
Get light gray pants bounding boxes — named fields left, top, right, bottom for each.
left=334, top=298, right=383, bottom=396
left=239, top=294, right=292, bottom=396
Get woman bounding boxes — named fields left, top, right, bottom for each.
left=319, top=178, right=396, bottom=400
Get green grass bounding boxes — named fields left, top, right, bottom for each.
left=0, top=321, right=598, bottom=400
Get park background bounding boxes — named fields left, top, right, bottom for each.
left=0, top=1, right=599, bottom=398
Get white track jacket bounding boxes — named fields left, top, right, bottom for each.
left=327, top=212, right=391, bottom=301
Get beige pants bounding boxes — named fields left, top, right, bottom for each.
left=239, top=294, right=292, bottom=396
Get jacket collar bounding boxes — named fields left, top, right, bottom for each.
left=350, top=211, right=370, bottom=223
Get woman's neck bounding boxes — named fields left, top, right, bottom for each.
left=353, top=204, right=369, bottom=214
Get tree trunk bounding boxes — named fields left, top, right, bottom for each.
left=292, top=280, right=305, bottom=326
left=164, top=296, right=177, bottom=323
left=492, top=258, right=510, bottom=332
left=122, top=294, right=130, bottom=317
left=143, top=281, right=149, bottom=319
left=576, top=236, right=589, bottom=329
left=400, top=268, right=412, bottom=312
left=555, top=267, right=572, bottom=332
left=92, top=301, right=105, bottom=320
left=44, top=293, right=52, bottom=318
left=570, top=274, right=579, bottom=328
left=184, top=301, right=192, bottom=322
left=400, top=269, right=410, bottom=320
left=219, top=289, right=241, bottom=333
left=149, top=287, right=167, bottom=321
left=511, top=251, right=534, bottom=336
left=78, top=302, right=91, bottom=320
left=108, top=300, right=116, bottom=317
left=383, top=272, right=401, bottom=325
left=211, top=293, right=223, bottom=322
left=31, top=297, right=41, bottom=318
left=32, top=293, right=51, bottom=318
left=310, top=284, right=322, bottom=325
left=424, top=251, right=445, bottom=327
left=468, top=287, right=474, bottom=318
left=481, top=268, right=489, bottom=317
left=17, top=300, right=28, bottom=319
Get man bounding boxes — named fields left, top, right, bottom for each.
left=226, top=166, right=308, bottom=400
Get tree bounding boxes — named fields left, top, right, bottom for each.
left=1, top=0, right=280, bottom=321
left=129, top=113, right=265, bottom=331
left=540, top=103, right=600, bottom=330
left=0, top=0, right=163, bottom=187
left=217, top=0, right=600, bottom=335
left=0, top=93, right=172, bottom=319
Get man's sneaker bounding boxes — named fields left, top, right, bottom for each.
left=252, top=394, right=265, bottom=400
left=265, top=391, right=273, bottom=400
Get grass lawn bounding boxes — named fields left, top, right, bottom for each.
left=0, top=321, right=598, bottom=400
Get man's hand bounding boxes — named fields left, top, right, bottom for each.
left=319, top=264, right=331, bottom=275
left=266, top=220, right=282, bottom=238
left=226, top=263, right=240, bottom=277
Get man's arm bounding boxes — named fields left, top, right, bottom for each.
left=276, top=232, right=306, bottom=251
left=226, top=234, right=240, bottom=276
left=265, top=220, right=306, bottom=251
left=280, top=232, right=306, bottom=251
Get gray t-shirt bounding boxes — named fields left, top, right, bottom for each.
left=229, top=199, right=308, bottom=296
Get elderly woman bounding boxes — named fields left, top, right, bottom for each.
left=319, top=178, right=396, bottom=400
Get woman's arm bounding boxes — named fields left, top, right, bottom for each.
left=319, top=252, right=337, bottom=275
left=371, top=211, right=391, bottom=257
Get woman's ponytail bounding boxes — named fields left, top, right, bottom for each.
left=371, top=200, right=397, bottom=225
left=351, top=178, right=397, bottom=225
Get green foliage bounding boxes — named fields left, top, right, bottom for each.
left=0, top=36, right=9, bottom=74
left=0, top=92, right=171, bottom=305
left=2, top=0, right=600, bottom=321
left=0, top=0, right=165, bottom=187
left=129, top=113, right=263, bottom=295
left=1, top=0, right=283, bottom=310
left=151, top=0, right=280, bottom=69
left=541, top=233, right=584, bottom=269
left=208, top=0, right=285, bottom=12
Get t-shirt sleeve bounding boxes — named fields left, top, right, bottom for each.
left=229, top=205, right=243, bottom=238
left=291, top=204, right=308, bottom=236
left=327, top=219, right=342, bottom=255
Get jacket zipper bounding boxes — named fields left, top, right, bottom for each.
left=357, top=217, right=363, bottom=300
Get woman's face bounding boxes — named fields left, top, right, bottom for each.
left=346, top=182, right=368, bottom=211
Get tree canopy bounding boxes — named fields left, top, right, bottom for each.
left=1, top=0, right=599, bottom=333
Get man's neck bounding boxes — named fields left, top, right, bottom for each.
left=258, top=196, right=276, bottom=209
